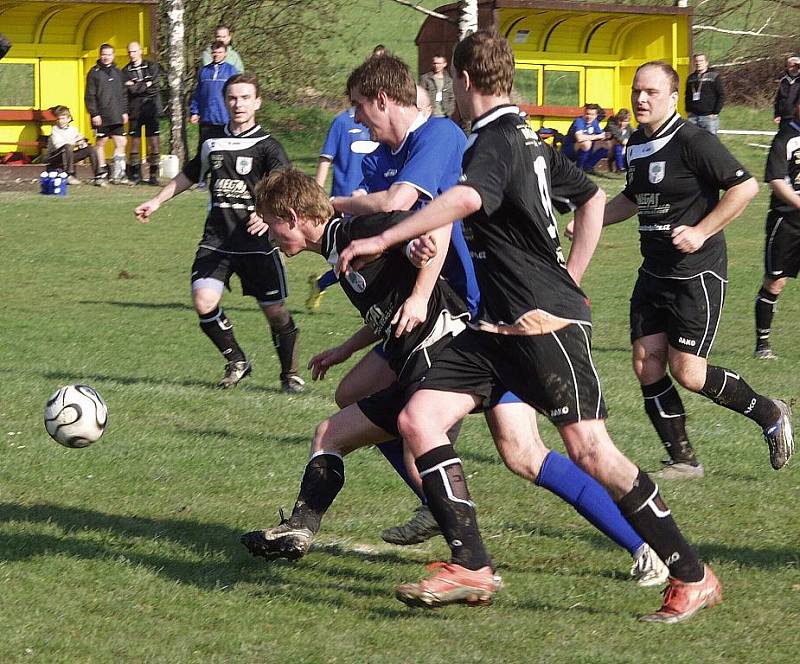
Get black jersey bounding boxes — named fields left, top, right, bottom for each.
left=764, top=120, right=800, bottom=215
left=458, top=105, right=598, bottom=329
left=122, top=60, right=162, bottom=118
left=183, top=124, right=290, bottom=254
left=623, top=113, right=751, bottom=278
left=321, top=212, right=468, bottom=375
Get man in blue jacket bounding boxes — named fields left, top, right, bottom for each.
left=190, top=42, right=239, bottom=154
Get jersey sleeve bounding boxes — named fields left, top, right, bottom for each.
left=764, top=132, right=789, bottom=183
left=263, top=138, right=291, bottom=171
left=182, top=151, right=202, bottom=183
left=547, top=145, right=599, bottom=213
left=395, top=123, right=464, bottom=201
left=460, top=129, right=511, bottom=217
left=683, top=130, right=750, bottom=190
left=320, top=116, right=341, bottom=159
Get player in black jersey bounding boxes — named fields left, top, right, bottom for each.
left=339, top=33, right=717, bottom=622
left=754, top=97, right=800, bottom=359
left=134, top=74, right=303, bottom=393
left=598, top=61, right=793, bottom=479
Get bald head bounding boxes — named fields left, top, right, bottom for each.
left=416, top=84, right=432, bottom=119
left=127, top=41, right=142, bottom=65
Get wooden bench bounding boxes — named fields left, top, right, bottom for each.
left=0, top=109, right=57, bottom=152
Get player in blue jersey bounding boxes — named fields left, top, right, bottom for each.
left=290, top=55, right=667, bottom=585
left=306, top=107, right=379, bottom=311
left=561, top=103, right=609, bottom=173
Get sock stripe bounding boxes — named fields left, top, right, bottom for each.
left=418, top=457, right=462, bottom=479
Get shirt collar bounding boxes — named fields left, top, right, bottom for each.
left=391, top=112, right=427, bottom=155
left=470, top=104, right=520, bottom=132
left=224, top=123, right=261, bottom=138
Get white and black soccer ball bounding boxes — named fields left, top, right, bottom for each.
left=44, top=384, right=108, bottom=448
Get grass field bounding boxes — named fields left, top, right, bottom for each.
left=1, top=132, right=798, bottom=663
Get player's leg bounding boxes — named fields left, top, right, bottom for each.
left=306, top=269, right=337, bottom=313
left=630, top=273, right=699, bottom=476
left=128, top=127, right=142, bottom=183
left=755, top=278, right=783, bottom=358
left=261, top=301, right=303, bottom=393
left=146, top=131, right=161, bottom=185
left=241, top=403, right=396, bottom=560
left=191, top=250, right=250, bottom=387
left=487, top=395, right=667, bottom=586
left=574, top=139, right=592, bottom=171
left=110, top=132, right=128, bottom=184
left=93, top=135, right=109, bottom=185
left=667, top=272, right=793, bottom=470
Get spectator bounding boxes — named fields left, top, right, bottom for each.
left=123, top=41, right=162, bottom=185
left=201, top=25, right=244, bottom=73
left=45, top=105, right=99, bottom=184
left=684, top=53, right=724, bottom=135
left=419, top=54, right=455, bottom=118
left=561, top=103, right=608, bottom=173
left=85, top=43, right=128, bottom=185
left=604, top=108, right=632, bottom=173
left=190, top=41, right=239, bottom=153
left=774, top=54, right=800, bottom=127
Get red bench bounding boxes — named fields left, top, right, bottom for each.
left=0, top=109, right=57, bottom=152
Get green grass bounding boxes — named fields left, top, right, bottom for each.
left=1, top=135, right=799, bottom=663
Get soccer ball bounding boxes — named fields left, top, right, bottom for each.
left=44, top=384, right=108, bottom=448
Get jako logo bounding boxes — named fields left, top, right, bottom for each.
left=678, top=336, right=696, bottom=347
left=550, top=405, right=570, bottom=417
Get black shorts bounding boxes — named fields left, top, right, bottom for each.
left=764, top=210, right=800, bottom=280
left=418, top=326, right=607, bottom=426
left=95, top=124, right=125, bottom=138
left=630, top=269, right=726, bottom=358
left=128, top=115, right=160, bottom=137
left=358, top=335, right=454, bottom=436
left=190, top=247, right=288, bottom=304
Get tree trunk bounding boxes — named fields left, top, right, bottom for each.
left=166, top=0, right=186, bottom=164
left=459, top=0, right=478, bottom=40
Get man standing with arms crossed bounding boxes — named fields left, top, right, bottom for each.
left=123, top=41, right=162, bottom=185
left=340, top=35, right=715, bottom=622
left=134, top=74, right=303, bottom=393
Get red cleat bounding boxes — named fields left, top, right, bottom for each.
left=639, top=564, right=722, bottom=623
left=395, top=562, right=502, bottom=608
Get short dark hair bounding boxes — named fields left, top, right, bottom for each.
left=255, top=168, right=334, bottom=225
left=215, top=24, right=231, bottom=33
left=51, top=105, right=71, bottom=118
left=347, top=54, right=416, bottom=106
left=223, top=72, right=261, bottom=98
left=99, top=43, right=113, bottom=53
left=452, top=30, right=515, bottom=96
left=635, top=60, right=680, bottom=94
left=615, top=108, right=630, bottom=122
left=211, top=40, right=228, bottom=51
left=584, top=103, right=600, bottom=112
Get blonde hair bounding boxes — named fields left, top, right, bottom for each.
left=255, top=168, right=333, bottom=225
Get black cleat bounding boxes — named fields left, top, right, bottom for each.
left=240, top=512, right=314, bottom=561
left=217, top=360, right=251, bottom=389
left=281, top=374, right=305, bottom=394
left=763, top=399, right=794, bottom=470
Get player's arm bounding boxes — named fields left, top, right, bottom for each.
left=603, top=192, right=639, bottom=226
left=308, top=324, right=380, bottom=381
left=768, top=179, right=800, bottom=210
left=672, top=177, right=758, bottom=253
left=338, top=186, right=481, bottom=273
left=315, top=157, right=332, bottom=189
left=134, top=172, right=194, bottom=222
left=566, top=188, right=606, bottom=286
left=332, top=182, right=419, bottom=216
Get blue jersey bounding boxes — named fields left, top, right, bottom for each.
left=360, top=116, right=480, bottom=316
left=320, top=108, right=378, bottom=197
left=561, top=115, right=603, bottom=153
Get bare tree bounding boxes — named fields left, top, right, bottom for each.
left=164, top=0, right=186, bottom=163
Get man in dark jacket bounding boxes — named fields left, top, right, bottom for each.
left=774, top=54, right=800, bottom=128
left=419, top=54, right=455, bottom=118
left=684, top=53, right=724, bottom=134
left=124, top=41, right=162, bottom=185
left=85, top=43, right=129, bottom=185
left=189, top=42, right=239, bottom=155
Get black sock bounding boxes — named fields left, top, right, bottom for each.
left=755, top=287, right=777, bottom=349
left=416, top=444, right=491, bottom=571
left=618, top=470, right=704, bottom=582
left=198, top=306, right=245, bottom=362
left=271, top=316, right=299, bottom=378
left=700, top=365, right=779, bottom=429
left=129, top=152, right=140, bottom=179
left=642, top=376, right=696, bottom=464
left=288, top=453, right=345, bottom=533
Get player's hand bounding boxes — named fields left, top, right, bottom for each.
left=246, top=212, right=269, bottom=236
left=407, top=235, right=436, bottom=268
left=122, top=113, right=129, bottom=125
left=134, top=200, right=159, bottom=223
left=125, top=80, right=134, bottom=87
left=308, top=345, right=352, bottom=381
left=392, top=293, right=428, bottom=337
left=91, top=115, right=102, bottom=127
left=671, top=225, right=706, bottom=253
left=189, top=114, right=200, bottom=125
left=564, top=219, right=576, bottom=240
left=337, top=236, right=387, bottom=274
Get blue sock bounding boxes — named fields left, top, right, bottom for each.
left=576, top=149, right=589, bottom=171
left=614, top=144, right=625, bottom=171
left=317, top=269, right=338, bottom=291
left=377, top=438, right=426, bottom=503
left=536, top=450, right=643, bottom=555
left=585, top=147, right=608, bottom=170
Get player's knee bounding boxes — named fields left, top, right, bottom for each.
left=764, top=277, right=787, bottom=295
left=334, top=382, right=356, bottom=409
left=192, top=292, right=218, bottom=315
left=397, top=406, right=425, bottom=445
left=262, top=302, right=290, bottom=327
left=670, top=364, right=705, bottom=392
